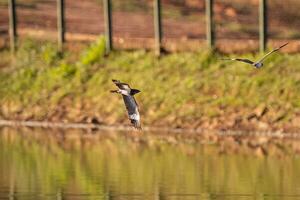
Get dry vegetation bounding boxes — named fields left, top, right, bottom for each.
left=0, top=38, right=299, bottom=132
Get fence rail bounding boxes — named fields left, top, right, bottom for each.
left=103, top=0, right=112, bottom=54
left=259, top=0, right=267, bottom=53
left=57, top=0, right=65, bottom=51
left=6, top=0, right=270, bottom=54
left=8, top=0, right=17, bottom=53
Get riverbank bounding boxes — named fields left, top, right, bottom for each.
left=0, top=38, right=299, bottom=132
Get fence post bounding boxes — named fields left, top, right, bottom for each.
left=8, top=0, right=17, bottom=53
left=57, top=0, right=65, bottom=51
left=103, top=0, right=112, bottom=54
left=206, top=0, right=214, bottom=49
left=259, top=0, right=267, bottom=52
left=154, top=0, right=162, bottom=56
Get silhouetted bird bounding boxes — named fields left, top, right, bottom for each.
left=111, top=79, right=142, bottom=129
left=221, top=42, right=288, bottom=68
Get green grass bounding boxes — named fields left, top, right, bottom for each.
left=0, top=38, right=299, bottom=128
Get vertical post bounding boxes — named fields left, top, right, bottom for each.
left=8, top=0, right=17, bottom=53
left=206, top=0, right=214, bottom=49
left=259, top=0, right=267, bottom=53
left=154, top=0, right=162, bottom=56
left=103, top=0, right=112, bottom=54
left=9, top=173, right=15, bottom=200
left=56, top=190, right=62, bottom=200
left=57, top=0, right=65, bottom=51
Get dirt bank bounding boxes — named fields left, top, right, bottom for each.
left=0, top=39, right=299, bottom=133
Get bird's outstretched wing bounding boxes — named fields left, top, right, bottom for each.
left=257, top=42, right=289, bottom=63
left=112, top=79, right=131, bottom=90
left=221, top=58, right=255, bottom=65
left=122, top=95, right=141, bottom=129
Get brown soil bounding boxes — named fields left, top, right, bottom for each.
left=1, top=96, right=299, bottom=134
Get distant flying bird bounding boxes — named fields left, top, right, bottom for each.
left=221, top=42, right=289, bottom=68
left=111, top=79, right=142, bottom=129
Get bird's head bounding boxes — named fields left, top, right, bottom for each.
left=254, top=62, right=263, bottom=68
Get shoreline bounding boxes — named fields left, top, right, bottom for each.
left=0, top=119, right=299, bottom=138
left=1, top=120, right=300, bottom=157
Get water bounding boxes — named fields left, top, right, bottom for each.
left=1, top=127, right=300, bottom=200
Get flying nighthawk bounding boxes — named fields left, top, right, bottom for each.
left=111, top=79, right=142, bottom=129
left=221, top=42, right=288, bottom=68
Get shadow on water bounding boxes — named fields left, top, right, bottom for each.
left=0, top=127, right=300, bottom=200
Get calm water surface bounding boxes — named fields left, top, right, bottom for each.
left=0, top=127, right=300, bottom=200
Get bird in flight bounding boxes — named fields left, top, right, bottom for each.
left=221, top=42, right=289, bottom=68
left=111, top=79, right=142, bottom=130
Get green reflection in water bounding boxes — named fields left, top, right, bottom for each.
left=0, top=128, right=300, bottom=200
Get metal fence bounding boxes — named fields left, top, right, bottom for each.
left=0, top=0, right=298, bottom=54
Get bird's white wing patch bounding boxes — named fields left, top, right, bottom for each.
left=120, top=89, right=130, bottom=96
left=129, top=113, right=140, bottom=121
left=121, top=84, right=130, bottom=90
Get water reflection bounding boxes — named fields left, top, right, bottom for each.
left=0, top=127, right=300, bottom=200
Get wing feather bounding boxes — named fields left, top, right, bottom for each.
left=234, top=58, right=255, bottom=65
left=112, top=79, right=131, bottom=90
left=221, top=58, right=254, bottom=65
left=122, top=95, right=141, bottom=129
left=257, top=42, right=289, bottom=63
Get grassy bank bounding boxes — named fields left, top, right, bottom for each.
left=0, top=38, right=299, bottom=131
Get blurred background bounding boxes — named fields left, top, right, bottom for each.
left=0, top=0, right=299, bottom=52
